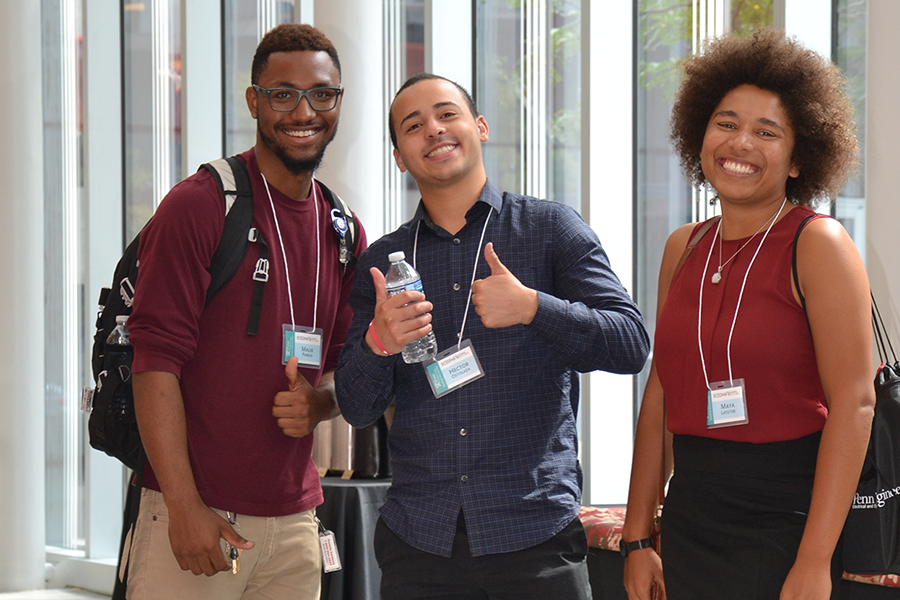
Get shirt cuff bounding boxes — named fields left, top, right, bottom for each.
left=526, top=290, right=567, bottom=338
left=132, top=348, right=184, bottom=378
left=352, top=336, right=398, bottom=371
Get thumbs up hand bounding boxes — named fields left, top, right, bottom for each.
left=471, top=243, right=539, bottom=328
left=273, top=357, right=335, bottom=438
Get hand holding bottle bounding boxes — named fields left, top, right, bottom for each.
left=367, top=264, right=435, bottom=361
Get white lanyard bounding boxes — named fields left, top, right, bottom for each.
left=261, top=174, right=321, bottom=330
left=697, top=197, right=787, bottom=388
left=413, top=208, right=492, bottom=350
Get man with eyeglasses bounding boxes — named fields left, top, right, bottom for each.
left=125, top=23, right=366, bottom=600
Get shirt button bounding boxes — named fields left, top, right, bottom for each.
left=460, top=428, right=467, bottom=436
left=453, top=238, right=461, bottom=245
left=453, top=283, right=461, bottom=291
left=460, top=474, right=468, bottom=482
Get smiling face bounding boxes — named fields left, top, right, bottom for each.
left=247, top=50, right=342, bottom=177
left=700, top=84, right=800, bottom=206
left=390, top=78, right=489, bottom=192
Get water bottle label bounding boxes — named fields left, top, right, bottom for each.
left=423, top=339, right=485, bottom=398
left=386, top=278, right=424, bottom=296
left=282, top=325, right=324, bottom=368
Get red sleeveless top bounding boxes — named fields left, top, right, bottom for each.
left=656, top=205, right=828, bottom=443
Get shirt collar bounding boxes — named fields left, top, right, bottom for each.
left=411, top=180, right=503, bottom=231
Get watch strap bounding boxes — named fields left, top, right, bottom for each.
left=620, top=537, right=655, bottom=558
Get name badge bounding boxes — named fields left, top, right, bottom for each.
left=707, top=378, right=749, bottom=428
left=282, top=325, right=324, bottom=369
left=423, top=339, right=485, bottom=398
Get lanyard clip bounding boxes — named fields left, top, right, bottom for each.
left=330, top=208, right=348, bottom=240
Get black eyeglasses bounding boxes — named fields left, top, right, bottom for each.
left=252, top=84, right=343, bottom=112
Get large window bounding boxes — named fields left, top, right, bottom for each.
left=43, top=0, right=85, bottom=552
left=835, top=0, right=867, bottom=259
left=475, top=0, right=581, bottom=210
left=384, top=0, right=426, bottom=224
left=123, top=0, right=183, bottom=242
left=224, top=0, right=297, bottom=156
left=39, top=1, right=872, bottom=581
left=634, top=0, right=867, bottom=399
left=635, top=1, right=776, bottom=394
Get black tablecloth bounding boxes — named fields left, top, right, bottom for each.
left=319, top=477, right=391, bottom=600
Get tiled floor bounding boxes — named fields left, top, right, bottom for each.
left=0, top=590, right=106, bottom=600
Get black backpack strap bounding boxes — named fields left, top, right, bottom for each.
left=316, top=179, right=358, bottom=275
left=202, top=156, right=254, bottom=302
left=112, top=448, right=145, bottom=600
left=792, top=212, right=827, bottom=337
left=201, top=156, right=268, bottom=336
left=247, top=229, right=269, bottom=336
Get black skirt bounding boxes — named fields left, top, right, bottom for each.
left=661, top=432, right=842, bottom=599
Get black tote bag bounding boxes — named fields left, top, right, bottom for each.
left=842, top=296, right=900, bottom=575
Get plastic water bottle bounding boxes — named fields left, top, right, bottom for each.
left=384, top=251, right=437, bottom=363
left=105, top=315, right=134, bottom=423
left=107, top=315, right=131, bottom=347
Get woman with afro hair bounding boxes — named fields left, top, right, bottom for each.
left=622, top=28, right=874, bottom=600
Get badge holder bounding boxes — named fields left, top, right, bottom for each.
left=423, top=339, right=485, bottom=398
left=282, top=324, right=324, bottom=369
left=707, top=378, right=749, bottom=428
left=412, top=209, right=492, bottom=399
left=316, top=516, right=342, bottom=573
left=267, top=176, right=325, bottom=371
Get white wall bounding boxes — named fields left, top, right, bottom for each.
left=313, top=0, right=387, bottom=242
left=866, top=1, right=900, bottom=346
left=0, top=1, right=47, bottom=592
left=582, top=0, right=635, bottom=506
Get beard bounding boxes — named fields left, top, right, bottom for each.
left=258, top=120, right=339, bottom=176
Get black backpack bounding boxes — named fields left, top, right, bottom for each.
left=81, top=155, right=357, bottom=470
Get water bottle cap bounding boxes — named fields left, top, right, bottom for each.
left=116, top=315, right=129, bottom=325
left=388, top=251, right=406, bottom=263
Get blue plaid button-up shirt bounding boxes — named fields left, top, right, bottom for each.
left=336, top=181, right=649, bottom=557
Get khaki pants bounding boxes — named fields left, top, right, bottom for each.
left=125, top=488, right=321, bottom=600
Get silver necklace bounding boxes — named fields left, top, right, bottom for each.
left=711, top=200, right=786, bottom=284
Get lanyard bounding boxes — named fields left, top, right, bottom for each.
left=697, top=197, right=787, bottom=388
left=413, top=209, right=492, bottom=351
left=261, top=174, right=321, bottom=330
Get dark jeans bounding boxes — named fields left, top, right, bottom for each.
left=374, top=513, right=592, bottom=600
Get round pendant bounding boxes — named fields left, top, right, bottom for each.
left=711, top=271, right=722, bottom=284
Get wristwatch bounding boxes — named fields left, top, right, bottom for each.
left=619, top=537, right=654, bottom=558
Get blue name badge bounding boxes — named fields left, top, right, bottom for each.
left=423, top=339, right=485, bottom=399
left=707, top=378, right=749, bottom=428
left=282, top=325, right=324, bottom=369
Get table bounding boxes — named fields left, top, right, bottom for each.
left=319, top=477, right=391, bottom=600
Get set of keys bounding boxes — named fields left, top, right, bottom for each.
left=222, top=511, right=342, bottom=575
left=225, top=511, right=242, bottom=574
left=228, top=545, right=243, bottom=574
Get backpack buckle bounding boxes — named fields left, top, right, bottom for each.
left=248, top=227, right=259, bottom=243
left=119, top=277, right=135, bottom=308
left=253, top=258, right=269, bottom=282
